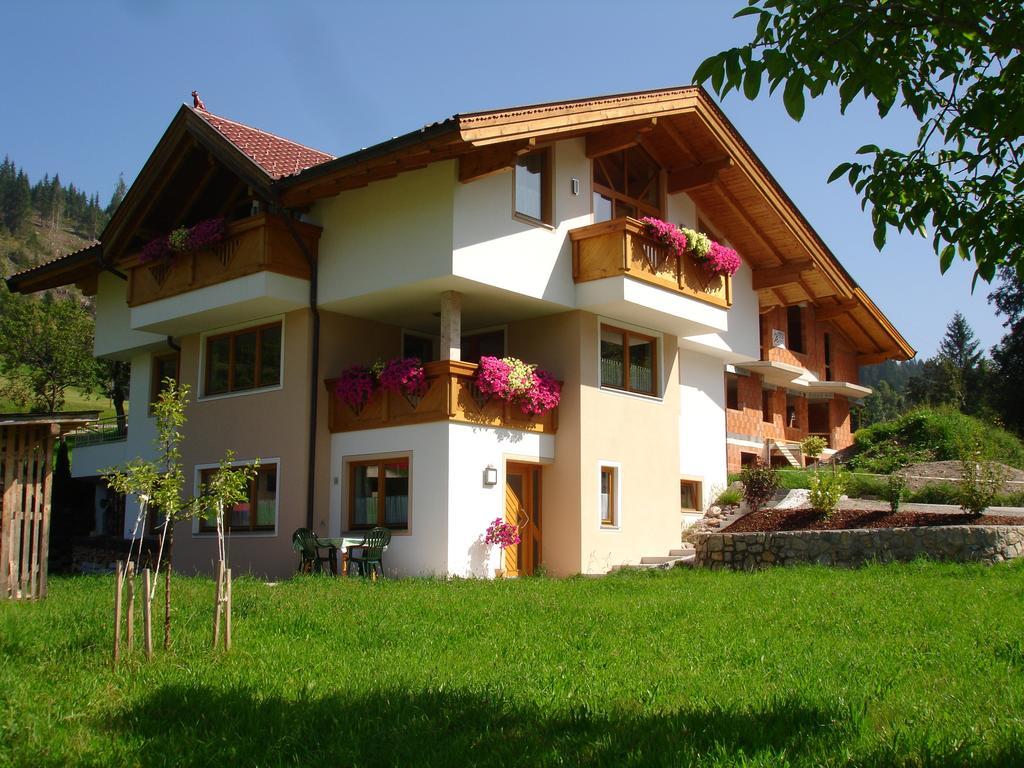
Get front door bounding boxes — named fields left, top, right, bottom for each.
left=504, top=463, right=541, bottom=576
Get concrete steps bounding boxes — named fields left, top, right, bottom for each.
left=609, top=545, right=696, bottom=572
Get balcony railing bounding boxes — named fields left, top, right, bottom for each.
left=569, top=217, right=732, bottom=309
left=125, top=213, right=322, bottom=307
left=326, top=360, right=558, bottom=434
left=66, top=416, right=128, bottom=449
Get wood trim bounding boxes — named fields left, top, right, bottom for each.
left=512, top=147, right=553, bottom=225
left=751, top=260, right=815, bottom=291
left=197, top=463, right=277, bottom=533
left=600, top=465, right=617, bottom=526
left=666, top=156, right=733, bottom=193
left=814, top=300, right=859, bottom=321
left=326, top=360, right=558, bottom=435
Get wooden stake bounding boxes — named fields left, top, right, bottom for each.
left=126, top=562, right=135, bottom=651
left=224, top=568, right=232, bottom=651
left=142, top=568, right=153, bottom=661
left=113, top=561, right=123, bottom=667
left=212, top=561, right=224, bottom=649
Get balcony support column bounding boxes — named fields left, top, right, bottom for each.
left=440, top=290, right=462, bottom=361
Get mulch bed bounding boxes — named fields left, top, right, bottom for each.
left=724, top=508, right=1023, bottom=533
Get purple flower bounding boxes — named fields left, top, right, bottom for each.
left=378, top=357, right=427, bottom=398
left=141, top=237, right=171, bottom=264
left=484, top=517, right=520, bottom=548
left=334, top=365, right=377, bottom=411
left=639, top=217, right=688, bottom=259
left=706, top=242, right=741, bottom=277
left=185, top=218, right=226, bottom=251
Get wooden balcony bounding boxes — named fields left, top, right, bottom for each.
left=569, top=217, right=732, bottom=309
left=125, top=213, right=321, bottom=307
left=326, top=360, right=558, bottom=434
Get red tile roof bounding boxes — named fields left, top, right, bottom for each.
left=193, top=108, right=334, bottom=180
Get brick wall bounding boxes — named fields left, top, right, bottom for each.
left=759, top=306, right=859, bottom=384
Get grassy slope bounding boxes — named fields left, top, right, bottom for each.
left=2, top=564, right=1022, bottom=767
left=0, top=378, right=116, bottom=419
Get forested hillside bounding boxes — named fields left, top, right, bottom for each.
left=0, top=155, right=128, bottom=415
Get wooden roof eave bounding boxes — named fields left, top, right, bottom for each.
left=5, top=243, right=104, bottom=294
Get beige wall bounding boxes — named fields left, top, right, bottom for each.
left=173, top=308, right=312, bottom=578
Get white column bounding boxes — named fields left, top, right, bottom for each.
left=440, top=290, right=462, bottom=361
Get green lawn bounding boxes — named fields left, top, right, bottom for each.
left=2, top=563, right=1023, bottom=767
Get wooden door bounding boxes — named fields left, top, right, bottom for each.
left=504, top=464, right=541, bottom=576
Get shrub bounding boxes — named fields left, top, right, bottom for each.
left=848, top=406, right=1024, bottom=473
left=776, top=468, right=813, bottom=490
left=909, top=482, right=959, bottom=505
left=886, top=474, right=909, bottom=513
left=809, top=470, right=846, bottom=516
left=845, top=473, right=888, bottom=499
left=715, top=487, right=742, bottom=507
left=739, top=460, right=779, bottom=512
left=959, top=439, right=1007, bottom=516
left=801, top=435, right=827, bottom=461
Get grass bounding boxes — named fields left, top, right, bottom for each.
left=0, top=377, right=118, bottom=419
left=2, top=565, right=1023, bottom=767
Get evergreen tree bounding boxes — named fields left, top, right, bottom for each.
left=936, top=312, right=985, bottom=412
left=49, top=173, right=63, bottom=229
left=989, top=267, right=1024, bottom=436
left=106, top=173, right=126, bottom=216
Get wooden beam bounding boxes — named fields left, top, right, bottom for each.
left=660, top=118, right=700, bottom=164
left=705, top=183, right=780, bottom=265
left=458, top=141, right=533, bottom=183
left=585, top=119, right=657, bottom=158
left=814, top=300, right=859, bottom=321
left=751, top=260, right=814, bottom=290
left=170, top=155, right=218, bottom=224
left=666, top=156, right=733, bottom=193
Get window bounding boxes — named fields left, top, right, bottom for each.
left=740, top=452, right=758, bottom=467
left=726, top=373, right=740, bottom=410
left=198, top=463, right=277, bottom=533
left=514, top=149, right=551, bottom=224
left=150, top=351, right=179, bottom=408
left=786, top=393, right=801, bottom=429
left=593, top=145, right=662, bottom=222
left=349, top=457, right=410, bottom=530
left=461, top=328, right=506, bottom=365
left=823, top=333, right=832, bottom=380
left=204, top=321, right=282, bottom=396
left=600, top=465, right=617, bottom=527
left=762, top=389, right=773, bottom=423
left=680, top=480, right=702, bottom=512
left=787, top=306, right=805, bottom=354
left=600, top=324, right=657, bottom=396
left=402, top=332, right=436, bottom=363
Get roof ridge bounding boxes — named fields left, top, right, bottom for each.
left=191, top=107, right=335, bottom=160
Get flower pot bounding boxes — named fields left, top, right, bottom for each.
left=494, top=568, right=506, bottom=579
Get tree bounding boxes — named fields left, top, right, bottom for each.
left=104, top=383, right=255, bottom=651
left=106, top=173, right=127, bottom=217
left=0, top=292, right=98, bottom=413
left=94, top=359, right=131, bottom=435
left=989, top=266, right=1024, bottom=435
left=696, top=2, right=1024, bottom=285
left=936, top=312, right=985, bottom=411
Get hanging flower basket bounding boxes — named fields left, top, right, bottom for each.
left=475, top=356, right=561, bottom=415
left=378, top=357, right=428, bottom=407
left=334, top=365, right=378, bottom=413
left=639, top=217, right=688, bottom=261
left=705, top=242, right=741, bottom=277
left=140, top=217, right=227, bottom=264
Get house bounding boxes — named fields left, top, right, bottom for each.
left=6, top=86, right=914, bottom=578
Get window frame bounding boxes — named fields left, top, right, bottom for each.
left=599, top=322, right=660, bottom=398
left=513, top=147, right=553, bottom=226
left=347, top=454, right=412, bottom=531
left=591, top=145, right=663, bottom=222
left=200, top=319, right=284, bottom=399
left=786, top=305, right=805, bottom=354
left=598, top=462, right=621, bottom=529
left=149, top=351, right=180, bottom=413
left=680, top=478, right=703, bottom=513
left=761, top=388, right=774, bottom=424
left=194, top=459, right=280, bottom=535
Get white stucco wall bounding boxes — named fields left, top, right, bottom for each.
left=452, top=138, right=591, bottom=306
left=94, top=272, right=166, bottom=359
left=311, top=162, right=457, bottom=307
left=679, top=349, right=728, bottom=509
left=329, top=421, right=553, bottom=578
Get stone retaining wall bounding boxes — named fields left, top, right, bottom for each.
left=694, top=525, right=1024, bottom=570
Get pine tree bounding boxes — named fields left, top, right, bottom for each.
left=936, top=312, right=985, bottom=412
left=6, top=171, right=32, bottom=233
left=49, top=173, right=63, bottom=229
left=106, top=173, right=127, bottom=216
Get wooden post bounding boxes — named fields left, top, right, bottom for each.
left=113, top=560, right=123, bottom=667
left=212, top=561, right=224, bottom=649
left=125, top=562, right=136, bottom=651
left=142, top=568, right=153, bottom=661
left=224, top=568, right=232, bottom=651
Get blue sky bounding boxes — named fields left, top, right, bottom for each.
left=1, top=0, right=1007, bottom=357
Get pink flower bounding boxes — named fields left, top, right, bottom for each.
left=639, top=217, right=688, bottom=259
left=484, top=517, right=520, bottom=548
left=334, top=365, right=377, bottom=411
left=518, top=369, right=561, bottom=416
left=706, top=242, right=741, bottom=277
left=141, top=237, right=171, bottom=263
left=378, top=357, right=427, bottom=398
left=185, top=218, right=225, bottom=251
left=475, top=357, right=561, bottom=416
left=476, top=356, right=515, bottom=400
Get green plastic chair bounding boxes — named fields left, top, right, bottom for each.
left=348, top=527, right=391, bottom=579
left=292, top=528, right=335, bottom=574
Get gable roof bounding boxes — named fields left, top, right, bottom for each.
left=192, top=108, right=334, bottom=180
